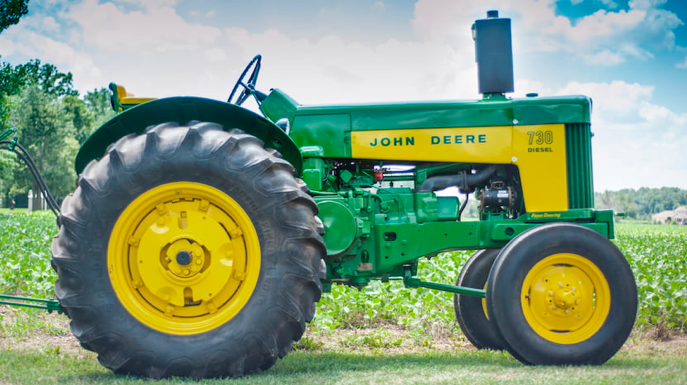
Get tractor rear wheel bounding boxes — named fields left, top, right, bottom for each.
left=51, top=122, right=325, bottom=378
left=486, top=223, right=637, bottom=365
left=453, top=249, right=504, bottom=350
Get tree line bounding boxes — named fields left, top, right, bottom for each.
left=595, top=187, right=687, bottom=220
left=0, top=57, right=114, bottom=207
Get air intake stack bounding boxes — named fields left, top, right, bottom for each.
left=473, top=10, right=514, bottom=96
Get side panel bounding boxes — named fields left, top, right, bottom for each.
left=75, top=97, right=302, bottom=175
left=512, top=124, right=568, bottom=212
left=350, top=126, right=512, bottom=163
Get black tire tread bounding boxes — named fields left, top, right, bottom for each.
left=51, top=122, right=325, bottom=378
left=454, top=249, right=505, bottom=350
left=486, top=223, right=637, bottom=366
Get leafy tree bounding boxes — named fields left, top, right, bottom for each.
left=0, top=0, right=29, bottom=33
left=0, top=59, right=114, bottom=207
left=12, top=59, right=76, bottom=97
left=63, top=88, right=114, bottom=145
left=81, top=88, right=114, bottom=142
left=1, top=58, right=77, bottom=131
left=7, top=85, right=78, bottom=201
left=595, top=187, right=687, bottom=220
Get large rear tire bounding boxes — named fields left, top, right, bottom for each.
left=486, top=223, right=637, bottom=365
left=453, top=249, right=504, bottom=350
left=51, top=122, right=325, bottom=378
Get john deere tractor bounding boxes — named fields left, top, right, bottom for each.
left=43, top=11, right=638, bottom=378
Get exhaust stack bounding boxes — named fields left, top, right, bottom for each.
left=473, top=10, right=514, bottom=96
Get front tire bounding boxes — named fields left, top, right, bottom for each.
left=51, top=122, right=325, bottom=378
left=453, top=249, right=504, bottom=350
left=486, top=223, right=637, bottom=365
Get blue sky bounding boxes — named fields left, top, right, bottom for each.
left=1, top=0, right=686, bottom=191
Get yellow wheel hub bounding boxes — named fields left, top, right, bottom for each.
left=521, top=253, right=610, bottom=344
left=108, top=182, right=260, bottom=335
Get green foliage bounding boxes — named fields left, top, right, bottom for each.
left=0, top=58, right=113, bottom=205
left=8, top=85, right=79, bottom=199
left=69, top=88, right=114, bottom=144
left=1, top=58, right=76, bottom=131
left=315, top=252, right=470, bottom=332
left=614, top=224, right=687, bottom=331
left=1, top=213, right=684, bottom=336
left=0, top=212, right=57, bottom=297
left=596, top=187, right=687, bottom=219
left=316, top=223, right=687, bottom=334
left=291, top=335, right=324, bottom=351
left=339, top=328, right=403, bottom=348
left=7, top=59, right=76, bottom=98
left=0, top=0, right=29, bottom=33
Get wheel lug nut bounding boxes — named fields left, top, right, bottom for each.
left=548, top=291, right=553, bottom=297
left=176, top=250, right=192, bottom=265
left=558, top=282, right=564, bottom=288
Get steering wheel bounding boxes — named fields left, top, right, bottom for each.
left=228, top=55, right=262, bottom=105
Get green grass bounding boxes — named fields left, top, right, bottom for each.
left=0, top=208, right=29, bottom=214
left=0, top=345, right=684, bottom=385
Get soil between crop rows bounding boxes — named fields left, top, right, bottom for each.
left=0, top=309, right=685, bottom=360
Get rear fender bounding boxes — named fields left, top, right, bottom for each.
left=75, top=97, right=302, bottom=175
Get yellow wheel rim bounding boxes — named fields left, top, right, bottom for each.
left=108, top=182, right=261, bottom=335
left=481, top=284, right=490, bottom=320
left=521, top=253, right=610, bottom=344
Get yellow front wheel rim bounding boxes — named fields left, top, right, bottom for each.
left=108, top=182, right=261, bottom=335
left=521, top=253, right=610, bottom=344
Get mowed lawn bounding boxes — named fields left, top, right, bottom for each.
left=0, top=336, right=685, bottom=385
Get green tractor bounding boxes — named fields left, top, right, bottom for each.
left=39, top=10, right=638, bottom=378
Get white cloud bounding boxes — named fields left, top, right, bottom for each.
left=39, top=17, right=61, bottom=33
left=0, top=37, right=16, bottom=56
left=65, top=0, right=221, bottom=54
left=555, top=80, right=687, bottom=190
left=677, top=56, right=687, bottom=69
left=583, top=50, right=627, bottom=66
left=411, top=0, right=681, bottom=66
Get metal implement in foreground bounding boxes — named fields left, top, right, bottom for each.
left=6, top=10, right=637, bottom=379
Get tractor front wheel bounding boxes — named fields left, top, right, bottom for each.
left=486, top=223, right=637, bottom=365
left=453, top=249, right=504, bottom=350
left=51, top=122, right=325, bottom=378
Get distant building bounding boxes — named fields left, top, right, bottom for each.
left=652, top=207, right=687, bottom=224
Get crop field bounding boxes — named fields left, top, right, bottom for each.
left=313, top=222, right=687, bottom=336
left=1, top=213, right=686, bottom=332
left=0, top=212, right=684, bottom=336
